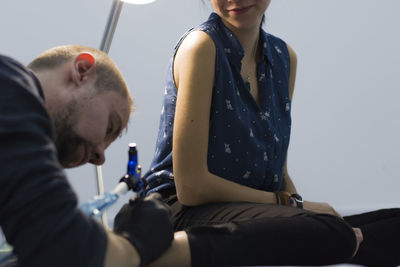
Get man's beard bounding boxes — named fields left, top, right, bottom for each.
left=51, top=101, right=87, bottom=168
left=54, top=122, right=87, bottom=168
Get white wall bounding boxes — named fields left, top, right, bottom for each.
left=1, top=0, right=399, bottom=222
left=270, top=1, right=400, bottom=213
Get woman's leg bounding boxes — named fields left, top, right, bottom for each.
left=345, top=208, right=400, bottom=267
left=148, top=232, right=191, bottom=267
left=171, top=200, right=312, bottom=230
left=171, top=200, right=357, bottom=266
left=187, top=213, right=356, bottom=266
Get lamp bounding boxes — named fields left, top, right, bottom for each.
left=96, top=0, right=156, bottom=227
left=99, top=0, right=157, bottom=53
left=123, top=0, right=156, bottom=4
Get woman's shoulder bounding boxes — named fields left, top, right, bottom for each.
left=176, top=13, right=223, bottom=52
left=175, top=30, right=216, bottom=63
left=173, top=30, right=216, bottom=90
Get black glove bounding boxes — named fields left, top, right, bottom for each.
left=113, top=193, right=174, bottom=267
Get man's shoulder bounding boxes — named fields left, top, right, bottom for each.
left=0, top=54, right=44, bottom=101
left=0, top=54, right=29, bottom=76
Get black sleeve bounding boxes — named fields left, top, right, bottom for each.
left=0, top=55, right=107, bottom=267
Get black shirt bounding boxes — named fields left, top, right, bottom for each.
left=0, top=55, right=106, bottom=267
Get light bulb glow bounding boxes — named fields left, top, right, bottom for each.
left=121, top=0, right=156, bottom=4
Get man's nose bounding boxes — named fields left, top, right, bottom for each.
left=89, top=143, right=106, bottom=165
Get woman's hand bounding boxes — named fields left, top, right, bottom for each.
left=302, top=200, right=342, bottom=217
left=303, top=201, right=363, bottom=257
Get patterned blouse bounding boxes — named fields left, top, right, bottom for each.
left=144, top=13, right=292, bottom=195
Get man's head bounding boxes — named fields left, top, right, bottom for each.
left=28, top=45, right=133, bottom=168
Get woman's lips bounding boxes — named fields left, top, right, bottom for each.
left=228, top=5, right=254, bottom=15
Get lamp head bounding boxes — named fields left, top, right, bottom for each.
left=121, top=0, right=156, bottom=4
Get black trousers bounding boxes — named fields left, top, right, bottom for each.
left=169, top=198, right=400, bottom=267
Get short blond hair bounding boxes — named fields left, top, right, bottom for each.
left=28, top=45, right=133, bottom=108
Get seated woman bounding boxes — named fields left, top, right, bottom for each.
left=144, top=1, right=400, bottom=266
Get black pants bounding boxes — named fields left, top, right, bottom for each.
left=169, top=198, right=400, bottom=267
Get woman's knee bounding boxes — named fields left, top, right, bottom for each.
left=309, top=213, right=357, bottom=261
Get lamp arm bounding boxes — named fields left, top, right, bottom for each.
left=99, top=0, right=124, bottom=53
left=95, top=0, right=124, bottom=228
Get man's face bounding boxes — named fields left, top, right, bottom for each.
left=52, top=89, right=131, bottom=168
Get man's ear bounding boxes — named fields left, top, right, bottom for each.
left=71, top=53, right=96, bottom=86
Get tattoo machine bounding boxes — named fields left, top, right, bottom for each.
left=80, top=143, right=146, bottom=218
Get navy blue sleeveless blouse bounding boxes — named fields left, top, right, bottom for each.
left=145, top=13, right=292, bottom=194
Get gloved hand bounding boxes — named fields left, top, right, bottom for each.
left=113, top=193, right=174, bottom=267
